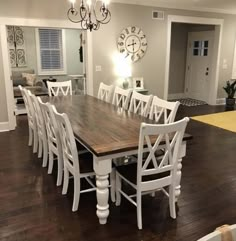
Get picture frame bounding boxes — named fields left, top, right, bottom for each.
left=133, top=77, right=144, bottom=89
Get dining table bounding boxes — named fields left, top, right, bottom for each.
left=41, top=94, right=192, bottom=225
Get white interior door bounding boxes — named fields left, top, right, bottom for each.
left=185, top=31, right=214, bottom=103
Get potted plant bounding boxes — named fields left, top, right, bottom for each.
left=223, top=80, right=236, bottom=108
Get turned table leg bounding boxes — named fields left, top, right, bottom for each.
left=175, top=141, right=186, bottom=202
left=93, top=157, right=112, bottom=225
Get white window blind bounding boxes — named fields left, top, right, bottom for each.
left=37, top=28, right=66, bottom=74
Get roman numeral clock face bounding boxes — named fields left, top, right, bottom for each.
left=117, top=26, right=148, bottom=63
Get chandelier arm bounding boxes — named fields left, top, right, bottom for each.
left=67, top=8, right=83, bottom=23
left=91, top=2, right=111, bottom=25
left=97, top=8, right=111, bottom=24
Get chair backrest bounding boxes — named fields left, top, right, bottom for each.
left=137, top=117, right=189, bottom=192
left=38, top=97, right=61, bottom=151
left=197, top=224, right=236, bottom=241
left=128, top=90, right=153, bottom=117
left=47, top=80, right=72, bottom=97
left=53, top=106, right=80, bottom=172
left=149, top=96, right=180, bottom=124
left=112, top=86, right=132, bottom=110
left=19, top=85, right=30, bottom=116
left=97, top=82, right=113, bottom=103
left=22, top=88, right=35, bottom=125
left=28, top=91, right=46, bottom=136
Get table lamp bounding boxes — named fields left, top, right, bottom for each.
left=114, top=54, right=132, bottom=89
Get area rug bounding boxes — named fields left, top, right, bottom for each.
left=171, top=98, right=207, bottom=107
left=191, top=111, right=236, bottom=133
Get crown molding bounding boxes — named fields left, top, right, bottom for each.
left=112, top=0, right=236, bottom=15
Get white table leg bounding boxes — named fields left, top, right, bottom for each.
left=175, top=141, right=186, bottom=202
left=93, top=157, right=112, bottom=224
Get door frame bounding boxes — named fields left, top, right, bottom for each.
left=0, top=17, right=94, bottom=131
left=164, top=15, right=223, bottom=105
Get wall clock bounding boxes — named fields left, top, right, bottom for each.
left=117, top=26, right=148, bottom=63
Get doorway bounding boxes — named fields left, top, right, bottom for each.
left=168, top=23, right=215, bottom=104
left=0, top=18, right=93, bottom=131
left=165, top=16, right=223, bottom=105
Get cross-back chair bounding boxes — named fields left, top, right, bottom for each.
left=112, top=86, right=132, bottom=110
left=53, top=106, right=96, bottom=212
left=115, top=117, right=189, bottom=229
left=22, top=88, right=38, bottom=153
left=47, top=80, right=72, bottom=97
left=38, top=98, right=63, bottom=186
left=149, top=96, right=180, bottom=124
left=128, top=90, right=153, bottom=117
left=29, top=93, right=48, bottom=167
left=19, top=86, right=34, bottom=147
left=97, top=82, right=113, bottom=103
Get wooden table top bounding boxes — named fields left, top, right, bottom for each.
left=41, top=95, right=192, bottom=157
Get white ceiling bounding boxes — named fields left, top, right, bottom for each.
left=112, top=0, right=236, bottom=14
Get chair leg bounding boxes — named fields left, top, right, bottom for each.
left=169, top=185, right=176, bottom=219
left=33, top=129, right=38, bottom=154
left=62, top=166, right=69, bottom=195
left=137, top=191, right=143, bottom=230
left=115, top=173, right=121, bottom=206
left=28, top=127, right=33, bottom=146
left=48, top=150, right=54, bottom=174
left=56, top=155, right=63, bottom=186
left=38, top=138, right=43, bottom=158
left=110, top=169, right=116, bottom=202
left=72, top=176, right=80, bottom=212
left=42, top=139, right=48, bottom=168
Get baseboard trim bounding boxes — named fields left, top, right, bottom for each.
left=216, top=98, right=225, bottom=105
left=0, top=122, right=9, bottom=132
left=168, top=93, right=185, bottom=100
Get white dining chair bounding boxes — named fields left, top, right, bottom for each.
left=112, top=86, right=132, bottom=110
left=128, top=90, right=153, bottom=117
left=38, top=98, right=64, bottom=186
left=29, top=92, right=48, bottom=167
left=197, top=224, right=236, bottom=241
left=47, top=80, right=72, bottom=97
left=53, top=106, right=96, bottom=212
left=149, top=96, right=180, bottom=124
left=97, top=82, right=113, bottom=103
left=115, top=117, right=189, bottom=229
left=18, top=85, right=33, bottom=147
left=23, top=89, right=38, bottom=154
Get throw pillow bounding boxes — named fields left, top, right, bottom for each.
left=22, top=73, right=36, bottom=86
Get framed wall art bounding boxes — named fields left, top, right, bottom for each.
left=133, top=77, right=144, bottom=89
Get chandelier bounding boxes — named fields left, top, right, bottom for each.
left=67, top=0, right=111, bottom=31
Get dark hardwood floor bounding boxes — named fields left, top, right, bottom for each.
left=1, top=104, right=236, bottom=241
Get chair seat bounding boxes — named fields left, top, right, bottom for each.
left=116, top=162, right=170, bottom=185
left=79, top=152, right=94, bottom=173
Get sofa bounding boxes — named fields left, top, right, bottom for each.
left=12, top=69, right=43, bottom=89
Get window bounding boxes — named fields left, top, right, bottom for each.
left=193, top=40, right=209, bottom=57
left=36, top=28, right=67, bottom=75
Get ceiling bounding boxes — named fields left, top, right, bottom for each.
left=112, top=0, right=236, bottom=14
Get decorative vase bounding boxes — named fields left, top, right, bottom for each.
left=225, top=98, right=235, bottom=110
left=123, top=78, right=129, bottom=89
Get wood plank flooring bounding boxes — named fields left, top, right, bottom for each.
left=1, top=105, right=236, bottom=241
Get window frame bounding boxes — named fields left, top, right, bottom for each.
left=35, top=28, right=67, bottom=76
